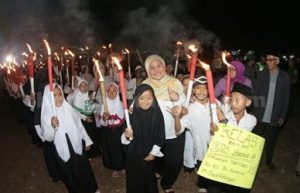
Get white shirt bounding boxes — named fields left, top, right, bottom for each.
left=180, top=100, right=219, bottom=161
left=225, top=110, right=257, bottom=132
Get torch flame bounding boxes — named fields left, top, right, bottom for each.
left=97, top=52, right=101, bottom=56
left=102, top=46, right=107, bottom=49
left=26, top=43, right=33, bottom=53
left=222, top=51, right=231, bottom=67
left=112, top=57, right=122, bottom=70
left=176, top=41, right=183, bottom=46
left=54, top=52, right=60, bottom=61
left=66, top=50, right=75, bottom=57
left=186, top=54, right=192, bottom=59
left=108, top=43, right=112, bottom=48
left=5, top=55, right=13, bottom=63
left=199, top=60, right=210, bottom=70
left=43, top=40, right=51, bottom=55
left=85, top=46, right=89, bottom=50
left=22, top=52, right=29, bottom=57
left=188, top=45, right=198, bottom=53
left=93, top=59, right=104, bottom=82
left=124, top=48, right=130, bottom=54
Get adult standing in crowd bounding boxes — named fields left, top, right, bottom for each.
left=143, top=55, right=186, bottom=193
left=253, top=50, right=290, bottom=169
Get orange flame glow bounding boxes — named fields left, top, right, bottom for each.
left=54, top=52, right=60, bottom=61
left=22, top=52, right=29, bottom=57
left=188, top=45, right=197, bottom=53
left=26, top=43, right=33, bottom=53
left=43, top=40, right=51, bottom=55
left=93, top=59, right=104, bottom=81
left=124, top=48, right=130, bottom=54
left=222, top=51, right=231, bottom=67
left=112, top=57, right=122, bottom=70
left=199, top=60, right=210, bottom=70
left=176, top=41, right=183, bottom=46
left=66, top=50, right=75, bottom=57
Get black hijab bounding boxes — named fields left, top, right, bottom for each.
left=128, top=84, right=165, bottom=157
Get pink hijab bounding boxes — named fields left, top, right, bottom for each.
left=231, top=60, right=247, bottom=83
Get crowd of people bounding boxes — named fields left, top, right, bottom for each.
left=1, top=48, right=298, bottom=193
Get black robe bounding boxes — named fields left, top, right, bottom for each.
left=125, top=84, right=165, bottom=193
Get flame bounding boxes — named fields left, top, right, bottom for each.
left=199, top=60, right=210, bottom=70
left=66, top=49, right=75, bottom=57
left=102, top=46, right=106, bottom=49
left=108, top=43, right=112, bottom=48
left=186, top=54, right=192, bottom=59
left=85, top=46, right=89, bottom=50
left=124, top=48, right=130, bottom=54
left=54, top=52, right=60, bottom=61
left=5, top=55, right=13, bottom=63
left=93, top=59, right=104, bottom=81
left=22, top=52, right=29, bottom=57
left=222, top=51, right=231, bottom=67
left=43, top=40, right=51, bottom=55
left=188, top=45, right=197, bottom=53
left=26, top=43, right=33, bottom=53
left=112, top=57, right=122, bottom=70
left=176, top=41, right=183, bottom=46
left=0, top=63, right=3, bottom=69
left=61, top=46, right=64, bottom=51
left=97, top=52, right=101, bottom=56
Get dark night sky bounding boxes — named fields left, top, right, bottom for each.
left=0, top=0, right=299, bottom=56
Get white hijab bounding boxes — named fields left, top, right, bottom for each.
left=72, top=78, right=92, bottom=113
left=101, top=82, right=124, bottom=120
left=41, top=84, right=83, bottom=162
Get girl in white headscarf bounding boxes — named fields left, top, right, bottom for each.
left=41, top=84, right=99, bottom=193
left=71, top=77, right=101, bottom=159
left=100, top=82, right=126, bottom=177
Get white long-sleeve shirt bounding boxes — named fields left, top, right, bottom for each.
left=180, top=100, right=219, bottom=161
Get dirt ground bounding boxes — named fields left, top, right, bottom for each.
left=0, top=95, right=300, bottom=193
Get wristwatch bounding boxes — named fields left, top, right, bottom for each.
left=219, top=118, right=228, bottom=124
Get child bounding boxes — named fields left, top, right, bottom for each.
left=100, top=82, right=126, bottom=177
left=41, top=84, right=99, bottom=193
left=181, top=75, right=196, bottom=177
left=71, top=78, right=101, bottom=159
left=210, top=82, right=257, bottom=193
left=171, top=76, right=219, bottom=193
left=121, top=84, right=165, bottom=193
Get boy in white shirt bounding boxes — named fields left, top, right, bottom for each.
left=210, top=82, right=256, bottom=193
left=172, top=76, right=219, bottom=193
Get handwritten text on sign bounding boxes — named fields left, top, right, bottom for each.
left=197, top=124, right=265, bottom=189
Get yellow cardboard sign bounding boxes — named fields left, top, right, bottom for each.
left=197, top=123, right=265, bottom=189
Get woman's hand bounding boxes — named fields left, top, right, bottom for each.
left=168, top=88, right=179, bottom=102
left=169, top=105, right=182, bottom=117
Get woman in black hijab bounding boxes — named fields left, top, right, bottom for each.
left=122, top=84, right=165, bottom=193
